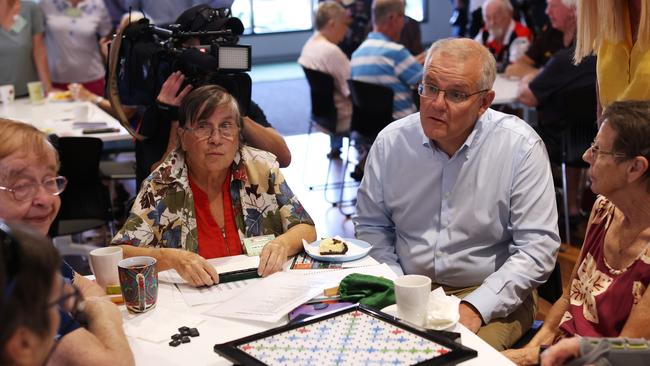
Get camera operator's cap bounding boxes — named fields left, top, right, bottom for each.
left=175, top=4, right=244, bottom=35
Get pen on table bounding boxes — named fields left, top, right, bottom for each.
left=199, top=268, right=262, bottom=288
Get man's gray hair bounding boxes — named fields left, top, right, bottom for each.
left=315, top=1, right=346, bottom=31
left=372, top=0, right=405, bottom=26
left=482, top=0, right=514, bottom=16
left=425, top=38, right=497, bottom=90
left=561, top=0, right=577, bottom=7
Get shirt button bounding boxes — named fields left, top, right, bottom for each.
left=444, top=192, right=450, bottom=198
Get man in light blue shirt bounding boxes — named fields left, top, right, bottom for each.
left=351, top=0, right=423, bottom=119
left=355, top=38, right=560, bottom=351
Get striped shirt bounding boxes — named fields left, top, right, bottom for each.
left=351, top=32, right=423, bottom=119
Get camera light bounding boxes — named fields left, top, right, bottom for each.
left=216, top=45, right=251, bottom=72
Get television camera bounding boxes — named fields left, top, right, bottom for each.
left=107, top=6, right=252, bottom=140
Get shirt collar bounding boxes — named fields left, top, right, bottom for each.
left=368, top=32, right=390, bottom=42
left=420, top=110, right=489, bottom=159
left=150, top=147, right=249, bottom=185
left=231, top=149, right=248, bottom=183
left=150, top=148, right=187, bottom=185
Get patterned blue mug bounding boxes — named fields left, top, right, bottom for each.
left=118, top=256, right=158, bottom=313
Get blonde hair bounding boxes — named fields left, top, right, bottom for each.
left=0, top=119, right=59, bottom=169
left=575, top=0, right=650, bottom=63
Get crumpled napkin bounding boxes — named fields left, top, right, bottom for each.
left=426, top=287, right=460, bottom=330
left=122, top=305, right=204, bottom=343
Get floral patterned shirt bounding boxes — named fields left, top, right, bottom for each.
left=111, top=146, right=315, bottom=253
left=559, top=196, right=650, bottom=337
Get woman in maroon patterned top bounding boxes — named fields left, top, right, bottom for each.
left=504, top=100, right=650, bottom=365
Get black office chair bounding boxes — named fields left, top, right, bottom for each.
left=49, top=136, right=114, bottom=242
left=302, top=66, right=338, bottom=134
left=557, top=84, right=598, bottom=244
left=302, top=67, right=356, bottom=206
left=347, top=79, right=394, bottom=142
left=331, top=79, right=395, bottom=217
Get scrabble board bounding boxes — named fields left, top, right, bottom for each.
left=215, top=304, right=476, bottom=366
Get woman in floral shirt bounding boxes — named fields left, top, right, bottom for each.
left=503, top=100, right=650, bottom=365
left=112, top=85, right=316, bottom=286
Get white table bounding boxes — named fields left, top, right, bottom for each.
left=122, top=281, right=515, bottom=365
left=0, top=98, right=132, bottom=142
left=492, top=74, right=520, bottom=105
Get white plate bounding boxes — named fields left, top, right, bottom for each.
left=381, top=304, right=459, bottom=331
left=303, top=238, right=371, bottom=262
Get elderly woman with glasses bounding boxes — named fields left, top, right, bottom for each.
left=112, top=85, right=317, bottom=287
left=0, top=119, right=134, bottom=366
left=504, top=100, right=650, bottom=365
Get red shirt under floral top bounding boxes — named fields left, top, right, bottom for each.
left=559, top=197, right=650, bottom=337
left=189, top=171, right=243, bottom=259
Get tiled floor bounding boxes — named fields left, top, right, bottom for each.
left=281, top=132, right=360, bottom=239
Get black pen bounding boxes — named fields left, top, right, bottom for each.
left=217, top=268, right=261, bottom=284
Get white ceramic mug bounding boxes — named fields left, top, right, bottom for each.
left=89, top=246, right=123, bottom=289
left=0, top=84, right=15, bottom=105
left=394, top=274, right=431, bottom=327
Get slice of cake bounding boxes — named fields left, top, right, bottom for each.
left=319, top=237, right=348, bottom=255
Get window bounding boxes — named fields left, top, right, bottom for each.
left=406, top=1, right=425, bottom=22
left=231, top=0, right=425, bottom=35
left=232, top=0, right=313, bottom=34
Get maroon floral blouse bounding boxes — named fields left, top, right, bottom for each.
left=559, top=197, right=650, bottom=337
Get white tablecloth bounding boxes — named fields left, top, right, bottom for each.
left=123, top=281, right=515, bottom=365
left=0, top=98, right=132, bottom=142
left=492, top=74, right=520, bottom=105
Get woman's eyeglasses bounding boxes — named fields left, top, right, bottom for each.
left=48, top=278, right=82, bottom=319
left=0, top=176, right=67, bottom=202
left=185, top=121, right=237, bottom=141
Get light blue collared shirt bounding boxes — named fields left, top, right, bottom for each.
left=354, top=109, right=560, bottom=323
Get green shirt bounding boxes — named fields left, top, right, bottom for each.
left=0, top=1, right=44, bottom=96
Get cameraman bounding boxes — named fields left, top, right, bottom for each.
left=136, top=71, right=291, bottom=188
left=135, top=5, right=291, bottom=188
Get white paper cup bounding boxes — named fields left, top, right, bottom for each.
left=394, top=274, right=431, bottom=327
left=89, top=246, right=123, bottom=289
left=74, top=104, right=89, bottom=121
left=0, top=84, right=15, bottom=105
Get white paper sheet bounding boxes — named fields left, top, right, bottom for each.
left=158, top=255, right=261, bottom=284
left=203, top=263, right=397, bottom=323
left=176, top=278, right=261, bottom=306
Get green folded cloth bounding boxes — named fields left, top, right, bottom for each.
left=339, top=273, right=395, bottom=309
